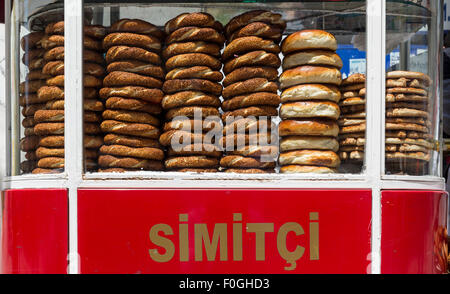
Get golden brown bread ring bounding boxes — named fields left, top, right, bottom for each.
left=38, top=136, right=64, bottom=148
left=102, top=109, right=160, bottom=126
left=228, top=145, right=278, bottom=159
left=223, top=118, right=273, bottom=134
left=165, top=53, right=222, bottom=71
left=280, top=101, right=341, bottom=120
left=106, top=61, right=165, bottom=79
left=103, top=32, right=162, bottom=52
left=20, top=135, right=40, bottom=151
left=280, top=165, right=337, bottom=174
left=167, top=144, right=222, bottom=158
left=281, top=30, right=338, bottom=54
left=166, top=27, right=225, bottom=46
left=386, top=108, right=429, bottom=119
left=34, top=123, right=65, bottom=136
left=103, top=71, right=163, bottom=88
left=342, top=73, right=366, bottom=86
left=41, top=34, right=102, bottom=51
left=105, top=46, right=162, bottom=65
left=45, top=22, right=107, bottom=40
left=175, top=168, right=218, bottom=173
left=34, top=110, right=65, bottom=123
left=24, top=128, right=35, bottom=137
left=282, top=50, right=343, bottom=70
left=386, top=102, right=428, bottom=111
left=21, top=31, right=45, bottom=51
left=22, top=103, right=46, bottom=117
left=165, top=66, right=223, bottom=82
left=84, top=111, right=102, bottom=123
left=340, top=83, right=365, bottom=92
left=279, top=119, right=339, bottom=137
left=163, top=119, right=222, bottom=133
left=222, top=78, right=278, bottom=99
left=222, top=37, right=280, bottom=61
left=222, top=106, right=278, bottom=121
left=165, top=106, right=220, bottom=120
left=99, top=86, right=164, bottom=104
left=104, top=134, right=161, bottom=149
left=221, top=92, right=280, bottom=111
left=280, top=136, right=339, bottom=152
left=84, top=99, right=105, bottom=112
left=165, top=156, right=219, bottom=169
left=100, top=145, right=164, bottom=161
left=22, top=48, right=45, bottom=66
left=159, top=130, right=212, bottom=147
left=21, top=160, right=37, bottom=173
left=35, top=147, right=64, bottom=159
left=84, top=136, right=104, bottom=149
left=98, top=154, right=164, bottom=170
left=386, top=71, right=432, bottom=87
left=37, top=157, right=65, bottom=169
left=220, top=133, right=274, bottom=147
left=25, top=152, right=38, bottom=161
left=223, top=51, right=281, bottom=74
left=46, top=75, right=103, bottom=88
left=25, top=70, right=50, bottom=82
left=386, top=87, right=428, bottom=96
left=164, top=12, right=221, bottom=35
left=279, top=66, right=342, bottom=90
left=43, top=47, right=105, bottom=64
left=105, top=97, right=161, bottom=114
left=229, top=22, right=283, bottom=43
left=386, top=93, right=429, bottom=103
left=32, top=168, right=63, bottom=174
left=43, top=61, right=105, bottom=77
left=220, top=155, right=276, bottom=169
left=385, top=122, right=428, bottom=133
left=85, top=123, right=103, bottom=135
left=110, top=19, right=164, bottom=39
left=43, top=47, right=65, bottom=61
left=162, top=79, right=222, bottom=96
left=162, top=91, right=221, bottom=110
left=162, top=41, right=221, bottom=60
left=224, top=10, right=286, bottom=38
left=225, top=168, right=274, bottom=174
left=22, top=117, right=36, bottom=128
left=28, top=58, right=46, bottom=70
left=101, top=120, right=160, bottom=139
left=279, top=150, right=340, bottom=168
left=281, top=84, right=342, bottom=103
left=19, top=80, right=47, bottom=94
left=223, top=66, right=278, bottom=87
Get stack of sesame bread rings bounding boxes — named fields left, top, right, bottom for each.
left=219, top=10, right=286, bottom=174
left=19, top=31, right=46, bottom=174
left=160, top=13, right=225, bottom=173
left=30, top=22, right=106, bottom=174
left=278, top=30, right=343, bottom=174
left=98, top=19, right=166, bottom=172
left=385, top=70, right=433, bottom=175
left=338, top=73, right=366, bottom=170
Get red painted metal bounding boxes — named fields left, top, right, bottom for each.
left=78, top=189, right=372, bottom=274
left=381, top=190, right=448, bottom=274
left=1, top=189, right=68, bottom=274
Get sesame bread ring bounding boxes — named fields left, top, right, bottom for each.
left=22, top=48, right=45, bottom=66
left=43, top=35, right=102, bottom=51
left=282, top=50, right=343, bottom=70
left=99, top=86, right=164, bottom=104
left=340, top=83, right=366, bottom=92
left=386, top=71, right=431, bottom=87
left=386, top=108, right=429, bottom=119
left=165, top=156, right=219, bottom=169
left=386, top=93, right=429, bottom=103
left=105, top=46, right=162, bottom=65
left=102, top=109, right=160, bottom=126
left=19, top=80, right=47, bottom=94
left=228, top=145, right=278, bottom=158
left=46, top=75, right=103, bottom=88
left=224, top=10, right=286, bottom=38
left=386, top=117, right=429, bottom=127
left=280, top=136, right=339, bottom=152
left=104, top=134, right=161, bottom=149
left=45, top=22, right=107, bottom=40
left=167, top=144, right=223, bottom=158
left=34, top=110, right=65, bottom=123
left=222, top=37, right=280, bottom=61
left=164, top=12, right=221, bottom=35
left=27, top=58, right=45, bottom=70
left=280, top=101, right=340, bottom=120
left=103, top=71, right=163, bottom=88
left=163, top=119, right=222, bottom=133
left=159, top=130, right=210, bottom=147
left=386, top=87, right=428, bottom=96
left=22, top=116, right=35, bottom=127
left=110, top=19, right=164, bottom=40
left=386, top=122, right=428, bottom=133
left=338, top=118, right=366, bottom=127
left=100, top=145, right=164, bottom=161
left=22, top=104, right=46, bottom=117
left=100, top=120, right=160, bottom=139
left=225, top=168, right=274, bottom=174
left=279, top=119, right=339, bottom=137
left=43, top=61, right=105, bottom=77
left=341, top=104, right=366, bottom=114
left=43, top=47, right=65, bottom=61
left=223, top=66, right=278, bottom=87
left=385, top=137, right=433, bottom=149
left=85, top=123, right=102, bottom=135
left=32, top=168, right=63, bottom=174
left=165, top=106, right=220, bottom=120
left=386, top=102, right=428, bottom=111
left=281, top=84, right=341, bottom=103
left=162, top=41, right=221, bottom=60
left=221, top=133, right=274, bottom=147
left=223, top=118, right=273, bottom=134
left=386, top=131, right=433, bottom=140
left=38, top=157, right=65, bottom=169
left=220, top=155, right=276, bottom=169
left=385, top=152, right=431, bottom=162
left=340, top=123, right=366, bottom=134
left=84, top=99, right=105, bottom=112
left=280, top=165, right=337, bottom=174
left=279, top=66, right=342, bottom=89
left=165, top=53, right=222, bottom=71
left=229, top=22, right=283, bottom=43
left=21, top=31, right=45, bottom=51
left=43, top=47, right=105, bottom=64
left=106, top=61, right=165, bottom=78
left=36, top=147, right=64, bottom=159
left=98, top=154, right=164, bottom=170
left=386, top=78, right=428, bottom=89
left=162, top=91, right=221, bottom=109
left=25, top=70, right=50, bottom=82
left=223, top=51, right=281, bottom=74
left=279, top=150, right=340, bottom=168
left=221, top=92, right=280, bottom=111
left=342, top=73, right=366, bottom=86
left=176, top=168, right=218, bottom=173
left=385, top=144, right=429, bottom=153
left=23, top=126, right=36, bottom=136
left=34, top=123, right=65, bottom=136
left=105, top=97, right=161, bottom=114
left=162, top=79, right=222, bottom=96
left=281, top=30, right=338, bottom=54
left=222, top=78, right=278, bottom=99
left=166, top=27, right=225, bottom=46
left=25, top=152, right=38, bottom=161
left=84, top=136, right=104, bottom=149
left=21, top=161, right=37, bottom=173
left=103, top=32, right=162, bottom=52
left=39, top=136, right=64, bottom=148
left=20, top=136, right=40, bottom=151
left=340, top=137, right=366, bottom=146
left=222, top=106, right=278, bottom=121
left=165, top=66, right=223, bottom=82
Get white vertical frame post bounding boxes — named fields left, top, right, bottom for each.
left=365, top=0, right=386, bottom=274
left=65, top=0, right=84, bottom=275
